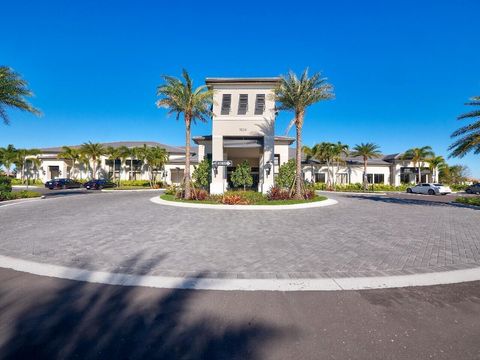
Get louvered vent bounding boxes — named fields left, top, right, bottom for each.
left=238, top=94, right=248, bottom=115
left=254, top=94, right=265, bottom=115
left=221, top=94, right=231, bottom=115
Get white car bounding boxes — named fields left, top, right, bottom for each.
left=406, top=183, right=452, bottom=195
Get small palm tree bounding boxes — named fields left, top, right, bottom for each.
left=57, top=146, right=80, bottom=178
left=14, top=148, right=40, bottom=184
left=118, top=146, right=139, bottom=181
left=0, top=66, right=41, bottom=125
left=351, top=143, right=382, bottom=189
left=140, top=145, right=169, bottom=187
left=449, top=96, right=480, bottom=158
left=316, top=142, right=336, bottom=188
left=274, top=69, right=334, bottom=199
left=402, top=146, right=434, bottom=183
left=426, top=155, right=445, bottom=183
left=80, top=142, right=105, bottom=179
left=106, top=146, right=121, bottom=184
left=331, top=142, right=349, bottom=187
left=156, top=69, right=213, bottom=199
left=0, top=144, right=17, bottom=176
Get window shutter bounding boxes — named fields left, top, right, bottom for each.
left=254, top=94, right=266, bottom=115
left=221, top=94, right=231, bottom=115
left=238, top=94, right=248, bottom=115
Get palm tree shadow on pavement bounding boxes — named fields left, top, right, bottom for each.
left=0, top=254, right=289, bottom=359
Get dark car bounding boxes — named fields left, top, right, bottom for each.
left=83, top=179, right=116, bottom=190
left=465, top=183, right=480, bottom=194
left=45, top=178, right=83, bottom=190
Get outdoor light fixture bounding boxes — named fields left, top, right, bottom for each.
left=265, top=161, right=272, bottom=176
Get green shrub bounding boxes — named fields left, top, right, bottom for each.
left=454, top=197, right=480, bottom=207
left=11, top=178, right=44, bottom=185
left=0, top=176, right=12, bottom=200
left=231, top=161, right=253, bottom=191
left=119, top=180, right=151, bottom=187
left=314, top=182, right=410, bottom=192
left=276, top=159, right=296, bottom=189
left=450, top=184, right=468, bottom=192
left=192, top=159, right=211, bottom=189
left=0, top=189, right=41, bottom=201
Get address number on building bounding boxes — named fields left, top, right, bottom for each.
left=213, top=160, right=233, bottom=167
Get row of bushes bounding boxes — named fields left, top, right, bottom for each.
left=0, top=177, right=41, bottom=201
left=454, top=197, right=480, bottom=207
left=313, top=183, right=410, bottom=192
left=10, top=178, right=44, bottom=185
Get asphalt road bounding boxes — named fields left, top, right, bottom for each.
left=0, top=267, right=478, bottom=359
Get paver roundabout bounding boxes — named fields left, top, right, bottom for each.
left=1, top=191, right=479, bottom=290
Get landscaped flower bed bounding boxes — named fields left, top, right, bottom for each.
left=161, top=189, right=327, bottom=206
left=454, top=197, right=480, bottom=207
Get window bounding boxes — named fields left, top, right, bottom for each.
left=221, top=94, right=231, bottom=115
left=315, top=173, right=326, bottom=183
left=274, top=154, right=280, bottom=166
left=254, top=94, right=266, bottom=115
left=238, top=94, right=248, bottom=115
left=367, top=174, right=385, bottom=184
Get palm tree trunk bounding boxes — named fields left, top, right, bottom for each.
left=184, top=117, right=192, bottom=199
left=418, top=164, right=422, bottom=183
left=92, top=157, right=96, bottom=179
left=294, top=112, right=304, bottom=200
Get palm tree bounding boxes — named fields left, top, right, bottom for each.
left=274, top=69, right=334, bottom=199
left=14, top=148, right=40, bottom=184
left=80, top=142, right=105, bottom=179
left=426, top=155, right=445, bottom=183
left=106, top=146, right=121, bottom=184
left=315, top=142, right=336, bottom=188
left=156, top=69, right=213, bottom=199
left=302, top=145, right=318, bottom=182
left=331, top=142, right=349, bottom=187
left=402, top=146, right=434, bottom=183
left=351, top=143, right=382, bottom=189
left=0, top=144, right=17, bottom=176
left=139, top=145, right=169, bottom=187
left=118, top=146, right=139, bottom=181
left=57, top=146, right=80, bottom=178
left=449, top=96, right=480, bottom=158
left=0, top=66, right=41, bottom=125
left=28, top=157, right=42, bottom=183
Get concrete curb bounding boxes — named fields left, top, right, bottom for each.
left=102, top=188, right=165, bottom=192
left=150, top=196, right=338, bottom=210
left=0, top=254, right=479, bottom=291
left=316, top=190, right=387, bottom=196
left=0, top=197, right=43, bottom=207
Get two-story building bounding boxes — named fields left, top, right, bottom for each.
left=14, top=76, right=439, bottom=189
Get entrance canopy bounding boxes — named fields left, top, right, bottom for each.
left=223, top=138, right=263, bottom=148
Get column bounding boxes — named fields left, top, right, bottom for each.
left=261, top=135, right=275, bottom=193
left=210, top=135, right=225, bottom=194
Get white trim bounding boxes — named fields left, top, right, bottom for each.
left=0, top=254, right=479, bottom=291
left=150, top=196, right=338, bottom=210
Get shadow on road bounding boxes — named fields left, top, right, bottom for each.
left=0, top=254, right=288, bottom=359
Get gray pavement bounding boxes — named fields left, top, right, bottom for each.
left=0, top=267, right=479, bottom=359
left=0, top=191, right=479, bottom=279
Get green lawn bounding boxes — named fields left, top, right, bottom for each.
left=160, top=193, right=327, bottom=206
left=0, top=190, right=41, bottom=201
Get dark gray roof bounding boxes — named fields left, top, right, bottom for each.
left=205, top=77, right=281, bottom=85
left=288, top=148, right=391, bottom=165
left=38, top=141, right=186, bottom=154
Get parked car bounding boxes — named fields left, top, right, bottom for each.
left=465, top=183, right=480, bottom=194
left=45, top=178, right=83, bottom=190
left=406, top=183, right=452, bottom=195
left=83, top=179, right=116, bottom=190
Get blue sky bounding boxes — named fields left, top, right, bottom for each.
left=2, top=0, right=479, bottom=176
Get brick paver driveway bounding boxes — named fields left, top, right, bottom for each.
left=1, top=191, right=479, bottom=279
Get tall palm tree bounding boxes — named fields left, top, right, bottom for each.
left=0, top=144, right=17, bottom=176
left=117, top=146, right=130, bottom=183
left=28, top=157, right=42, bottom=183
left=0, top=66, right=41, bottom=125
left=274, top=69, right=334, bottom=199
left=351, top=143, right=382, bottom=189
left=449, top=96, right=480, bottom=158
left=402, top=146, right=434, bottom=183
left=57, top=146, right=80, bottom=178
left=80, top=142, right=105, bottom=179
left=426, top=155, right=445, bottom=183
left=156, top=69, right=213, bottom=199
